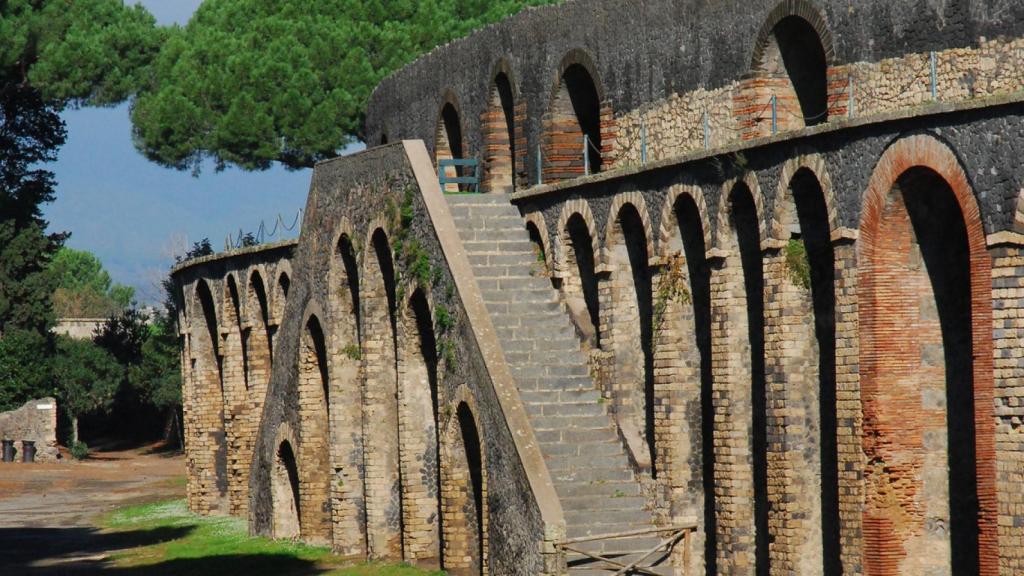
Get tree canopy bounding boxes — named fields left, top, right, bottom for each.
left=131, top=0, right=560, bottom=172
left=51, top=248, right=135, bottom=318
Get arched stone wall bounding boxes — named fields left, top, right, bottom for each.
left=297, top=313, right=332, bottom=545
left=397, top=287, right=442, bottom=566
left=437, top=92, right=466, bottom=193
left=554, top=200, right=602, bottom=349
left=482, top=62, right=524, bottom=194
left=441, top=392, right=488, bottom=576
left=710, top=178, right=767, bottom=574
left=327, top=230, right=366, bottom=556
left=858, top=135, right=996, bottom=576
left=362, top=227, right=403, bottom=560
left=542, top=50, right=615, bottom=182
left=601, top=193, right=657, bottom=476
left=272, top=423, right=301, bottom=540
left=222, top=274, right=250, bottom=516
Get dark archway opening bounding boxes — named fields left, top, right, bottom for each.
left=458, top=403, right=484, bottom=575
left=197, top=280, right=228, bottom=501
left=566, top=214, right=600, bottom=347
left=617, top=205, right=656, bottom=477
left=763, top=16, right=828, bottom=126
left=789, top=170, right=841, bottom=575
left=564, top=65, right=602, bottom=173
left=274, top=440, right=301, bottom=539
left=485, top=72, right=516, bottom=193
left=228, top=277, right=250, bottom=391
left=307, top=316, right=330, bottom=406
left=675, top=195, right=716, bottom=576
left=526, top=222, right=547, bottom=273
left=278, top=273, right=290, bottom=299
left=437, top=103, right=465, bottom=193
left=730, top=186, right=769, bottom=576
left=900, top=168, right=978, bottom=574
left=251, top=272, right=272, bottom=361
left=544, top=62, right=603, bottom=182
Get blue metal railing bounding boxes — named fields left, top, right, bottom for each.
left=439, top=158, right=481, bottom=193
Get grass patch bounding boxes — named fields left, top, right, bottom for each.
left=101, top=500, right=444, bottom=575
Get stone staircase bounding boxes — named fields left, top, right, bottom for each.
left=447, top=194, right=674, bottom=574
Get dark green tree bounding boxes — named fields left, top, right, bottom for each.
left=131, top=0, right=560, bottom=172
left=51, top=247, right=135, bottom=318
left=51, top=336, right=123, bottom=445
left=128, top=314, right=183, bottom=447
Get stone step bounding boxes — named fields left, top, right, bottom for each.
left=462, top=228, right=532, bottom=243
left=551, top=466, right=635, bottom=484
left=468, top=253, right=541, bottom=267
left=536, top=427, right=622, bottom=446
left=558, top=481, right=643, bottom=499
left=446, top=194, right=517, bottom=206
left=462, top=240, right=535, bottom=255
left=519, top=389, right=602, bottom=405
left=476, top=277, right=553, bottom=292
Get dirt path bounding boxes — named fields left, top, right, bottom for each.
left=0, top=444, right=185, bottom=573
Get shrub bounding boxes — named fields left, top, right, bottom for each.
left=70, top=440, right=89, bottom=460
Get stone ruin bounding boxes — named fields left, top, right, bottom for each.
left=171, top=1, right=1024, bottom=574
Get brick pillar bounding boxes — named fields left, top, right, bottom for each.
left=220, top=290, right=249, bottom=517
left=651, top=253, right=706, bottom=574
left=481, top=102, right=513, bottom=194
left=297, top=324, right=332, bottom=546
left=513, top=101, right=528, bottom=190
left=991, top=244, right=1024, bottom=575
left=827, top=66, right=853, bottom=119
left=762, top=245, right=824, bottom=574
left=832, top=237, right=864, bottom=575
left=396, top=300, right=441, bottom=566
left=362, top=265, right=402, bottom=560
left=599, top=102, right=618, bottom=171
left=709, top=249, right=756, bottom=574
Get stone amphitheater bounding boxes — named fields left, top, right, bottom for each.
left=169, top=1, right=1024, bottom=574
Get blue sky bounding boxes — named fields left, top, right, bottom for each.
left=44, top=1, right=346, bottom=304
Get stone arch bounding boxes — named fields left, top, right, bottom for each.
left=602, top=194, right=658, bottom=477
left=362, top=227, right=403, bottom=560
left=712, top=179, right=769, bottom=572
left=657, top=185, right=712, bottom=259
left=327, top=224, right=366, bottom=555
left=296, top=311, right=332, bottom=546
left=272, top=423, right=301, bottom=541
left=522, top=209, right=553, bottom=273
left=542, top=49, right=609, bottom=182
left=554, top=200, right=602, bottom=348
left=221, top=273, right=251, bottom=515
left=272, top=261, right=293, bottom=327
left=441, top=391, right=488, bottom=576
left=764, top=158, right=842, bottom=573
left=652, top=184, right=716, bottom=572
left=241, top=267, right=274, bottom=520
left=770, top=151, right=840, bottom=242
left=437, top=90, right=466, bottom=193
left=483, top=60, right=521, bottom=194
left=397, top=286, right=443, bottom=567
left=714, top=172, right=766, bottom=251
left=190, top=278, right=228, bottom=515
left=750, top=1, right=833, bottom=128
left=858, top=134, right=996, bottom=576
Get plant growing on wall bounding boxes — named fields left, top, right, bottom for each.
left=652, top=252, right=692, bottom=341
left=786, top=238, right=812, bottom=290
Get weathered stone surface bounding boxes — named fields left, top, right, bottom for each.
left=0, top=398, right=60, bottom=463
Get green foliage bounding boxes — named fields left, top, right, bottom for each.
left=786, top=238, right=812, bottom=290
left=69, top=440, right=89, bottom=460
left=131, top=0, right=561, bottom=172
left=51, top=335, right=123, bottom=426
left=127, top=313, right=182, bottom=412
left=435, top=304, right=454, bottom=333
left=0, top=329, right=55, bottom=412
left=0, top=1, right=163, bottom=107
left=652, top=252, right=692, bottom=339
left=51, top=247, right=135, bottom=318
left=341, top=344, right=361, bottom=361
left=178, top=238, right=215, bottom=263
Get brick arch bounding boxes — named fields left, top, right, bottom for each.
left=246, top=265, right=271, bottom=325
left=271, top=261, right=293, bottom=327
left=436, top=90, right=467, bottom=193
left=769, top=151, right=840, bottom=242
left=396, top=285, right=443, bottom=567
left=271, top=422, right=301, bottom=540
left=554, top=198, right=602, bottom=275
left=750, top=0, right=836, bottom=70
left=295, top=310, right=332, bottom=546
left=550, top=48, right=607, bottom=103
left=221, top=272, right=251, bottom=515
left=858, top=133, right=997, bottom=576
left=361, top=226, right=403, bottom=560
left=483, top=59, right=523, bottom=194
left=440, top=386, right=489, bottom=576
left=522, top=208, right=553, bottom=272
left=542, top=49, right=614, bottom=181
left=188, top=278, right=229, bottom=515
left=602, top=191, right=659, bottom=476
left=603, top=191, right=656, bottom=263
left=325, top=225, right=366, bottom=556
left=714, top=172, right=767, bottom=250
left=657, top=184, right=712, bottom=258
